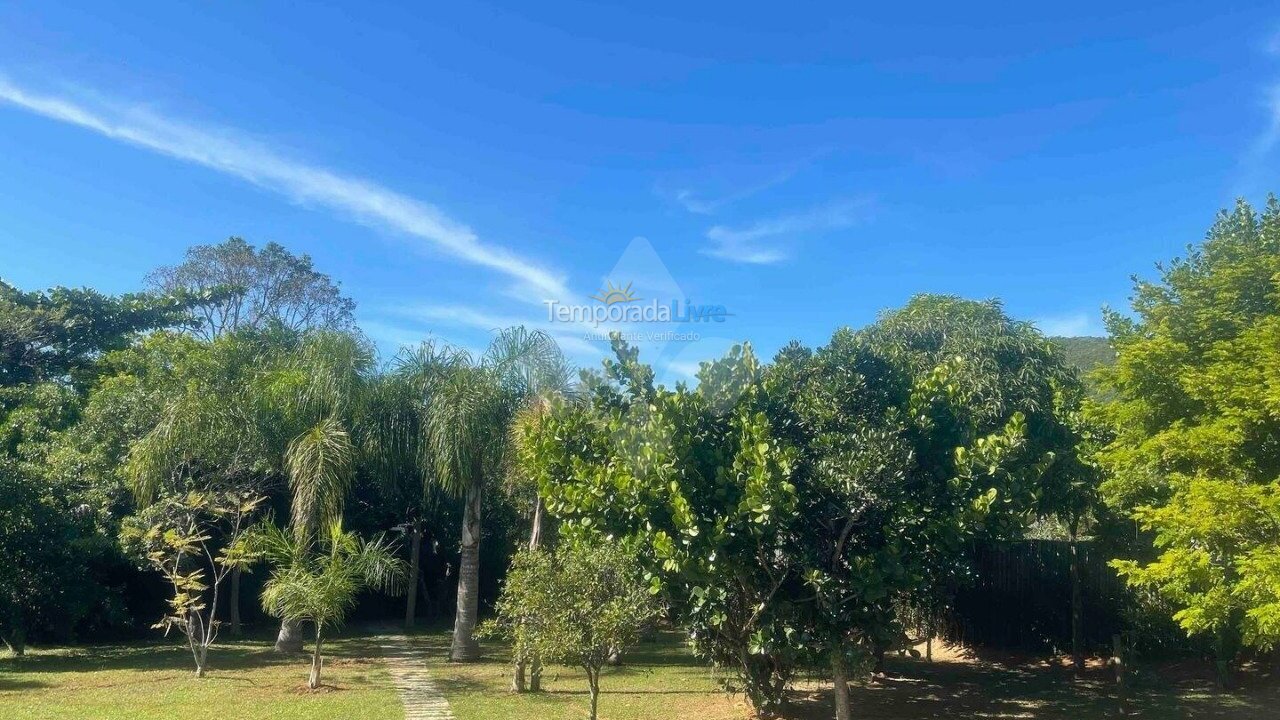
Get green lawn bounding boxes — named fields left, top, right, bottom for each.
left=3, top=627, right=1278, bottom=719
left=410, top=629, right=750, bottom=720
left=0, top=633, right=402, bottom=720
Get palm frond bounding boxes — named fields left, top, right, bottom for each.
left=285, top=416, right=355, bottom=540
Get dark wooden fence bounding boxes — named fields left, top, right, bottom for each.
left=942, top=539, right=1128, bottom=653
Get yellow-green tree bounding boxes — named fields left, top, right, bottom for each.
left=1096, top=197, right=1280, bottom=685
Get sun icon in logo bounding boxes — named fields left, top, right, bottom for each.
left=591, top=280, right=640, bottom=305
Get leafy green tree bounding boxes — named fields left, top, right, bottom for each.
left=121, top=486, right=263, bottom=677
left=248, top=329, right=373, bottom=651
left=0, top=281, right=198, bottom=647
left=483, top=543, right=659, bottom=720
left=1096, top=197, right=1280, bottom=684
left=769, top=296, right=1083, bottom=718
left=257, top=521, right=406, bottom=689
left=0, top=279, right=194, bottom=389
left=146, top=237, right=355, bottom=340
left=526, top=336, right=806, bottom=716
left=0, top=459, right=91, bottom=656
left=1113, top=479, right=1280, bottom=683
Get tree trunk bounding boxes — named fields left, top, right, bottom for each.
left=587, top=666, right=601, bottom=720
left=1070, top=531, right=1084, bottom=673
left=451, top=482, right=482, bottom=662
left=309, top=630, right=324, bottom=690
left=512, top=495, right=545, bottom=691
left=529, top=495, right=545, bottom=551
left=1215, top=626, right=1234, bottom=690
left=194, top=644, right=208, bottom=678
left=3, top=607, right=25, bottom=657
left=1113, top=633, right=1127, bottom=715
left=2, top=629, right=24, bottom=657
left=512, top=660, right=527, bottom=692
left=406, top=522, right=422, bottom=629
left=529, top=657, right=542, bottom=692
left=832, top=649, right=852, bottom=720
left=275, top=618, right=305, bottom=653
left=230, top=567, right=242, bottom=637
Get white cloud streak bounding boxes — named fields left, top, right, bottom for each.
left=702, top=196, right=873, bottom=265
left=0, top=75, right=569, bottom=301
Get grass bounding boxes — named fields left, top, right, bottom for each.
left=0, top=632, right=401, bottom=720
left=410, top=629, right=750, bottom=720
left=3, top=625, right=1279, bottom=719
left=412, top=628, right=1280, bottom=720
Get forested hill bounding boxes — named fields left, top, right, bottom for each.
left=1049, top=336, right=1115, bottom=397
left=1049, top=336, right=1115, bottom=374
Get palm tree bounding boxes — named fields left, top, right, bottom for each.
left=259, top=330, right=372, bottom=652
left=257, top=521, right=407, bottom=689
left=363, top=341, right=469, bottom=628
left=422, top=327, right=569, bottom=662
left=127, top=328, right=374, bottom=652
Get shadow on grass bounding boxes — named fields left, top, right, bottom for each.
left=781, top=655, right=1280, bottom=720
left=0, top=630, right=387, bottom=682
left=0, top=675, right=50, bottom=691
left=543, top=688, right=725, bottom=696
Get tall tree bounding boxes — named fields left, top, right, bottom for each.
left=364, top=341, right=469, bottom=629
left=770, top=296, right=1085, bottom=718
left=146, top=237, right=355, bottom=341
left=0, top=280, right=194, bottom=389
left=528, top=337, right=806, bottom=716
left=122, top=328, right=373, bottom=652
left=422, top=327, right=568, bottom=662
left=0, top=281, right=197, bottom=649
left=259, top=330, right=372, bottom=652
left=1096, top=197, right=1280, bottom=685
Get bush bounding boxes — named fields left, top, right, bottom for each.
left=484, top=543, right=660, bottom=720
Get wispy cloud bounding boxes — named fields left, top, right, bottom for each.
left=660, top=152, right=826, bottom=216
left=669, top=173, right=792, bottom=215
left=1034, top=312, right=1105, bottom=337
left=1247, top=79, right=1280, bottom=163
left=1239, top=29, right=1280, bottom=191
left=0, top=74, right=569, bottom=301
left=390, top=303, right=604, bottom=359
left=702, top=196, right=873, bottom=265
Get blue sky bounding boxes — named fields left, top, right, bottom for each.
left=2, top=2, right=1279, bottom=380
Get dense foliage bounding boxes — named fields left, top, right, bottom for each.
left=5, top=195, right=1278, bottom=714
left=0, top=280, right=199, bottom=649
left=520, top=297, right=1090, bottom=717
left=1096, top=198, right=1280, bottom=683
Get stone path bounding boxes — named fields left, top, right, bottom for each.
left=377, top=634, right=456, bottom=720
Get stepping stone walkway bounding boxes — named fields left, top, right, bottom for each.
left=377, top=634, right=456, bottom=720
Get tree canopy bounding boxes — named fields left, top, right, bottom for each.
left=146, top=237, right=356, bottom=340
left=1095, top=197, right=1280, bottom=680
